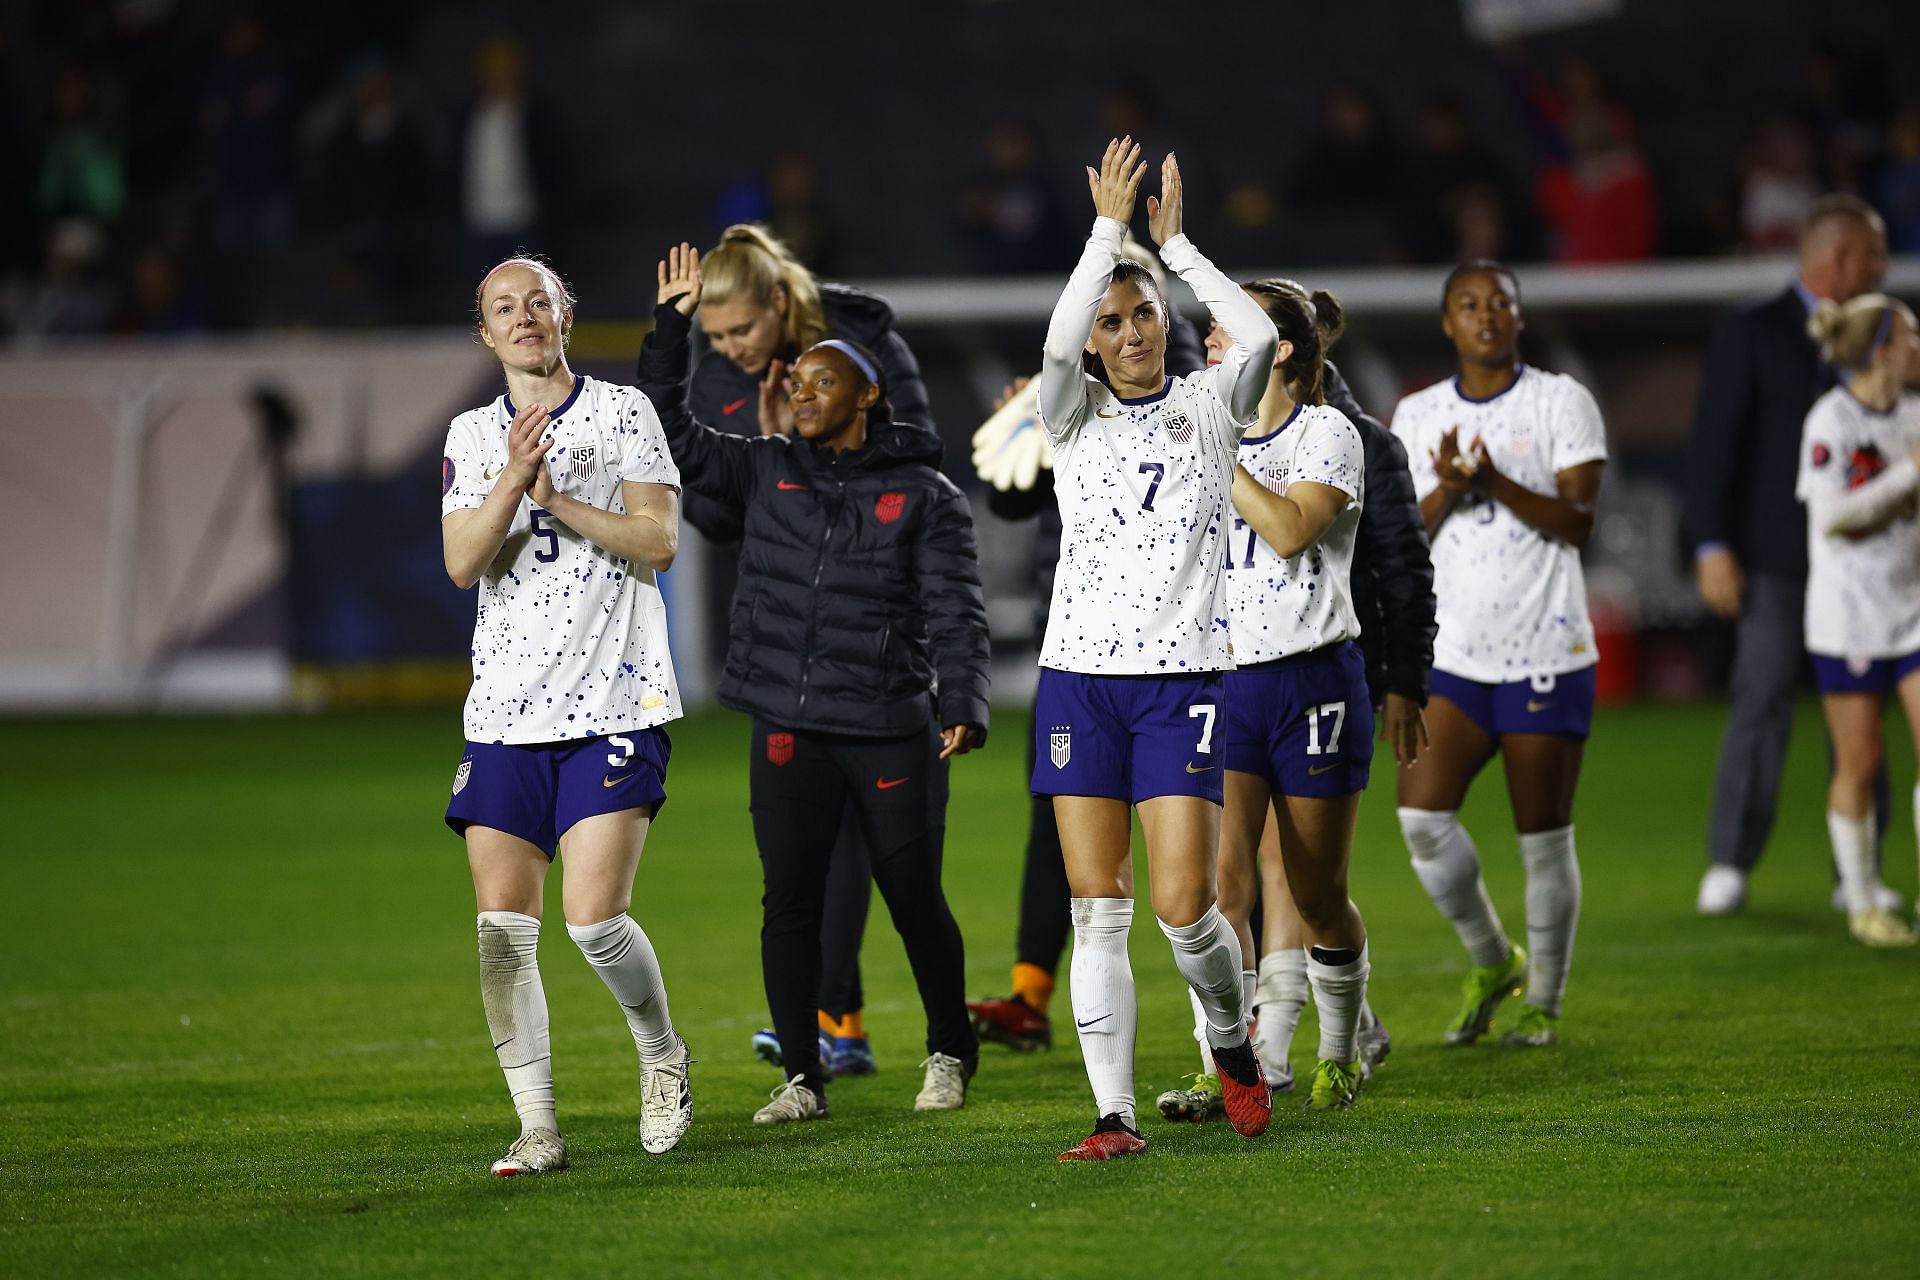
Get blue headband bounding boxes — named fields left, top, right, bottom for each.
left=812, top=339, right=880, bottom=387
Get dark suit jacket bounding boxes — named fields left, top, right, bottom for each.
left=1684, top=286, right=1832, bottom=582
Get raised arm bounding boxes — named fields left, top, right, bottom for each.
left=1039, top=138, right=1144, bottom=439
left=1149, top=153, right=1276, bottom=426
left=637, top=243, right=761, bottom=512
left=912, top=479, right=993, bottom=758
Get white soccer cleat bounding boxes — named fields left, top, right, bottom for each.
left=491, top=1127, right=568, bottom=1177
left=1849, top=907, right=1918, bottom=948
left=1696, top=865, right=1748, bottom=916
left=914, top=1053, right=970, bottom=1111
left=639, top=1037, right=693, bottom=1154
left=1830, top=882, right=1903, bottom=914
left=754, top=1074, right=829, bottom=1125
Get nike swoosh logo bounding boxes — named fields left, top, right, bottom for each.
left=493, top=1037, right=513, bottom=1051
left=603, top=774, right=629, bottom=788
left=1076, top=1014, right=1111, bottom=1029
left=1308, top=762, right=1338, bottom=776
left=875, top=776, right=910, bottom=790
left=483, top=466, right=502, bottom=480
left=722, top=397, right=748, bottom=415
left=777, top=479, right=807, bottom=491
left=1185, top=763, right=1214, bottom=774
left=1527, top=700, right=1553, bottom=712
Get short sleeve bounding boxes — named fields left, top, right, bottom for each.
left=1391, top=397, right=1438, bottom=500
left=441, top=414, right=491, bottom=517
left=1549, top=379, right=1608, bottom=473
left=1291, top=411, right=1364, bottom=504
left=616, top=390, right=681, bottom=489
left=1795, top=397, right=1839, bottom=504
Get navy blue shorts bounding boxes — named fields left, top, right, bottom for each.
left=1032, top=669, right=1226, bottom=804
left=444, top=727, right=671, bottom=858
left=1431, top=667, right=1595, bottom=740
left=1812, top=651, right=1920, bottom=696
left=1222, top=642, right=1373, bottom=797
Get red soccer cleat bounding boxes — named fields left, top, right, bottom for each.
left=966, top=995, right=1052, bottom=1051
left=1211, top=1038, right=1273, bottom=1138
left=1057, top=1113, right=1148, bottom=1161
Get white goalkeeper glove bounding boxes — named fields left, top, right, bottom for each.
left=971, top=375, right=1051, bottom=492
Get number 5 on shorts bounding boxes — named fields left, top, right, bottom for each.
left=1189, top=703, right=1216, bottom=753
left=1304, top=702, right=1345, bottom=755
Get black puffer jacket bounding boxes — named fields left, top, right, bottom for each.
left=1324, top=362, right=1437, bottom=706
left=640, top=302, right=990, bottom=739
left=683, top=283, right=933, bottom=545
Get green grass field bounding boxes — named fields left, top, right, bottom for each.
left=5, top=701, right=1918, bottom=1278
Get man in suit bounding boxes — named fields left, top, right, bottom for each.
left=1688, top=195, right=1891, bottom=915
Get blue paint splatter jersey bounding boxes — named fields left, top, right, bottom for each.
left=440, top=376, right=683, bottom=744
left=1391, top=365, right=1606, bottom=682
left=1796, top=388, right=1920, bottom=660
left=1226, top=403, right=1365, bottom=664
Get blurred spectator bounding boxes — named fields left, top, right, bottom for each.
left=10, top=219, right=114, bottom=337
left=1525, top=57, right=1657, bottom=261
left=1879, top=107, right=1920, bottom=253
left=712, top=150, right=845, bottom=274
left=1403, top=95, right=1530, bottom=262
left=460, top=36, right=546, bottom=278
left=1799, top=47, right=1893, bottom=193
left=37, top=65, right=124, bottom=226
left=112, top=242, right=204, bottom=336
left=1446, top=183, right=1509, bottom=262
left=1291, top=86, right=1409, bottom=263
left=958, top=121, right=1074, bottom=274
left=310, top=55, right=434, bottom=322
left=1740, top=118, right=1820, bottom=253
left=202, top=16, right=293, bottom=326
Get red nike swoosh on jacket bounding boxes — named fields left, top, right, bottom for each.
left=777, top=480, right=808, bottom=491
left=721, top=398, right=748, bottom=415
left=875, top=776, right=910, bottom=790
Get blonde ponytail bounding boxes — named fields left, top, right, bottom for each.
left=701, top=224, right=828, bottom=351
left=1807, top=293, right=1914, bottom=369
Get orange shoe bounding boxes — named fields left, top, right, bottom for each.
left=1057, top=1113, right=1147, bottom=1161
left=1211, top=1038, right=1273, bottom=1138
left=966, top=995, right=1052, bottom=1051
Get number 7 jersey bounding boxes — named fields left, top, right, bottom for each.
left=440, top=375, right=683, bottom=744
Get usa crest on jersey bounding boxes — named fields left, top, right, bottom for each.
left=1162, top=412, right=1195, bottom=444
left=569, top=444, right=596, bottom=483
left=1050, top=729, right=1071, bottom=768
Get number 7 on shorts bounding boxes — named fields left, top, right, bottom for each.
left=1189, top=703, right=1216, bottom=753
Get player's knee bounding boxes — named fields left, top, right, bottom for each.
left=1398, top=807, right=1460, bottom=862
left=1153, top=892, right=1211, bottom=931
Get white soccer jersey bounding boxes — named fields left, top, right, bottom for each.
left=1227, top=403, right=1365, bottom=664
left=1796, top=388, right=1920, bottom=660
left=1392, top=365, right=1607, bottom=683
left=441, top=376, right=683, bottom=744
left=1036, top=217, right=1277, bottom=674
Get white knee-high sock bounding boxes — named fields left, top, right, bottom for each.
left=1401, top=808, right=1511, bottom=967
left=1159, top=905, right=1247, bottom=1050
left=1070, top=897, right=1138, bottom=1125
left=1186, top=987, right=1212, bottom=1074
left=1307, top=944, right=1369, bottom=1063
left=478, top=911, right=556, bottom=1134
left=1253, top=949, right=1308, bottom=1074
left=1519, top=826, right=1581, bottom=1016
left=566, top=913, right=678, bottom=1065
left=1829, top=809, right=1878, bottom=916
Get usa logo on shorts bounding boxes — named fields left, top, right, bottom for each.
left=1163, top=412, right=1194, bottom=444
left=875, top=492, right=906, bottom=524
left=767, top=732, right=795, bottom=766
left=452, top=758, right=472, bottom=795
left=1050, top=730, right=1071, bottom=769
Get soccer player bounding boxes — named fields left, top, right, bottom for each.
left=1038, top=139, right=1279, bottom=1161
left=1391, top=260, right=1606, bottom=1049
left=440, top=256, right=692, bottom=1176
left=640, top=243, right=991, bottom=1125
left=1798, top=293, right=1920, bottom=946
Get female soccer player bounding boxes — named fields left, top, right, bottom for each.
left=691, top=224, right=934, bottom=1079
left=1391, top=260, right=1606, bottom=1049
left=441, top=256, right=691, bottom=1176
left=639, top=243, right=991, bottom=1125
left=1037, top=139, right=1279, bottom=1161
left=1798, top=293, right=1920, bottom=946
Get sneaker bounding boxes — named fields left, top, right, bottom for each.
left=1849, top=907, right=1918, bottom=947
left=1355, top=1018, right=1393, bottom=1081
left=1697, top=865, right=1748, bottom=916
left=914, top=1052, right=970, bottom=1111
left=1155, top=1072, right=1225, bottom=1123
left=1057, top=1112, right=1148, bottom=1161
left=1445, top=945, right=1527, bottom=1045
left=750, top=1028, right=781, bottom=1066
left=639, top=1038, right=693, bottom=1154
left=1210, top=1038, right=1273, bottom=1137
left=753, top=1074, right=829, bottom=1125
left=491, top=1127, right=568, bottom=1177
left=748, top=1029, right=838, bottom=1076
left=1500, top=1005, right=1558, bottom=1047
left=966, top=995, right=1052, bottom=1051
left=1303, top=1058, right=1362, bottom=1111
left=832, top=1036, right=878, bottom=1077
left=1831, top=882, right=1905, bottom=914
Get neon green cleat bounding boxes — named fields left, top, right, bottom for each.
left=1500, top=1004, right=1558, bottom=1047
left=1303, top=1058, right=1363, bottom=1111
left=1444, top=945, right=1527, bottom=1045
left=1155, top=1072, right=1224, bottom=1123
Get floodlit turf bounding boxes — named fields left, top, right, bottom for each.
left=4, top=701, right=1918, bottom=1278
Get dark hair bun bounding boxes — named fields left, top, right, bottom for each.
left=1310, top=289, right=1346, bottom=351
